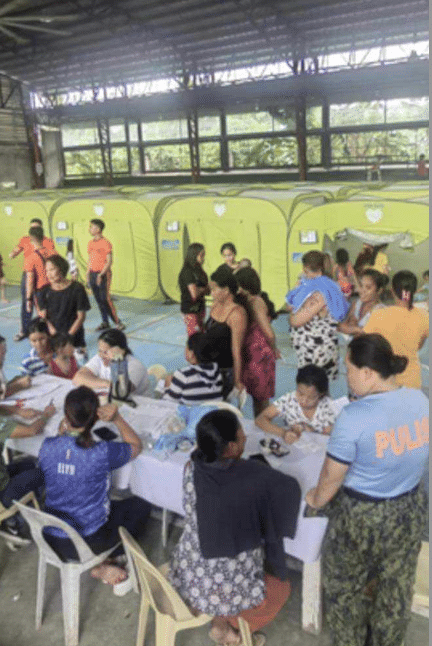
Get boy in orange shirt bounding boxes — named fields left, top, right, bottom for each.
left=9, top=218, right=55, bottom=341
left=25, top=227, right=51, bottom=315
left=86, top=219, right=124, bottom=331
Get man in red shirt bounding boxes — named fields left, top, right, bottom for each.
left=9, top=218, right=55, bottom=341
left=86, top=219, right=124, bottom=331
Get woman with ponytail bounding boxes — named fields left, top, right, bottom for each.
left=169, top=409, right=300, bottom=646
left=38, top=386, right=150, bottom=586
left=364, top=270, right=429, bottom=388
left=306, top=333, right=428, bottom=646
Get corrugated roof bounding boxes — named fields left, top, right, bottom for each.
left=0, top=0, right=428, bottom=93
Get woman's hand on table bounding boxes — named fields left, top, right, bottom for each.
left=98, top=403, right=120, bottom=423
left=17, top=407, right=41, bottom=420
left=283, top=426, right=302, bottom=445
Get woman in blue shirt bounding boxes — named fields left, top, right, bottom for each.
left=39, top=386, right=151, bottom=586
left=306, top=333, right=428, bottom=646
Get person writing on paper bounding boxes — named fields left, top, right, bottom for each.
left=169, top=409, right=300, bottom=646
left=73, top=329, right=150, bottom=396
left=256, top=365, right=335, bottom=443
left=38, top=386, right=150, bottom=586
left=305, top=334, right=428, bottom=646
left=0, top=335, right=56, bottom=535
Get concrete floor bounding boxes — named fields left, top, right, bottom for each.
left=0, top=286, right=429, bottom=645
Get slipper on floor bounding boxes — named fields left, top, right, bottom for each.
left=113, top=576, right=133, bottom=597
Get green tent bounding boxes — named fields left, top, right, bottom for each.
left=50, top=192, right=159, bottom=299
left=156, top=194, right=289, bottom=308
left=287, top=198, right=429, bottom=288
left=0, top=197, right=57, bottom=284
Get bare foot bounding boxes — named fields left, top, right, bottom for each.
left=209, top=621, right=240, bottom=645
left=91, top=562, right=127, bottom=585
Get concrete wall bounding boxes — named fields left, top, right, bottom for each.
left=0, top=145, right=33, bottom=189
left=41, top=129, right=64, bottom=188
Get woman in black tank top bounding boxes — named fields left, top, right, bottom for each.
left=205, top=267, right=247, bottom=398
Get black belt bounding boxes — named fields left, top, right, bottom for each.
left=343, top=484, right=419, bottom=503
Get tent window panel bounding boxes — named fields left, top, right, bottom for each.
left=385, top=97, right=429, bottom=124
left=330, top=101, right=385, bottom=127
left=64, top=150, right=103, bottom=176
left=229, top=137, right=298, bottom=168
left=111, top=148, right=129, bottom=172
left=61, top=123, right=99, bottom=147
left=141, top=119, right=188, bottom=141
left=307, top=136, right=321, bottom=165
left=145, top=144, right=190, bottom=171
left=199, top=142, right=221, bottom=169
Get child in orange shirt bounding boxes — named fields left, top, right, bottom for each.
left=86, top=219, right=125, bottom=332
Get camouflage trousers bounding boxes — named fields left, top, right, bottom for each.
left=322, top=486, right=427, bottom=646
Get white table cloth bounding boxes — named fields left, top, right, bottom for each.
left=4, top=377, right=339, bottom=634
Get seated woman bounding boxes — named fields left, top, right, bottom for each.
left=73, top=329, right=150, bottom=396
left=162, top=332, right=223, bottom=405
left=168, top=409, right=300, bottom=646
left=20, top=318, right=53, bottom=377
left=49, top=333, right=79, bottom=379
left=338, top=269, right=388, bottom=338
left=38, top=386, right=151, bottom=585
left=256, top=365, right=335, bottom=444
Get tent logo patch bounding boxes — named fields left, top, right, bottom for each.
left=161, top=239, right=180, bottom=250
left=365, top=205, right=384, bottom=223
left=4, top=205, right=13, bottom=216
left=93, top=204, right=105, bottom=216
left=214, top=202, right=226, bottom=217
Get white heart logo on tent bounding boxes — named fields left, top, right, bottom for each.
left=214, top=203, right=226, bottom=217
left=93, top=204, right=104, bottom=216
left=365, top=207, right=383, bottom=224
left=4, top=205, right=13, bottom=216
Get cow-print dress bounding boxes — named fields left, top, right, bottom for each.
left=291, top=311, right=339, bottom=380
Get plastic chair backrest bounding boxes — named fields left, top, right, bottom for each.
left=14, top=501, right=95, bottom=564
left=119, top=526, right=194, bottom=622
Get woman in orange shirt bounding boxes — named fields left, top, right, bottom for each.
left=364, top=270, right=429, bottom=389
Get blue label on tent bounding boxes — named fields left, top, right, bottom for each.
left=161, top=239, right=180, bottom=250
left=55, top=237, right=70, bottom=246
left=292, top=252, right=303, bottom=262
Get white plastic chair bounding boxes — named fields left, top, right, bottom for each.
left=119, top=526, right=254, bottom=646
left=15, top=501, right=120, bottom=646
left=0, top=490, right=39, bottom=550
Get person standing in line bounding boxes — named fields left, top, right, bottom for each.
left=178, top=243, right=209, bottom=337
left=216, top=242, right=239, bottom=273
left=86, top=219, right=125, bottom=332
left=9, top=218, right=55, bottom=341
left=363, top=270, right=429, bottom=389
